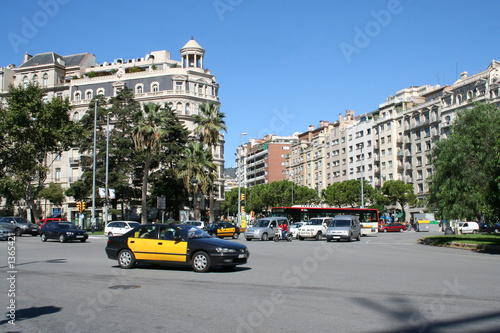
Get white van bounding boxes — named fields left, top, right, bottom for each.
left=457, top=221, right=479, bottom=234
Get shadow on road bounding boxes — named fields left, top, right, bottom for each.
left=1, top=305, right=62, bottom=326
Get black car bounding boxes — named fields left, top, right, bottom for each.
left=40, top=222, right=88, bottom=243
left=0, top=216, right=39, bottom=236
left=105, top=224, right=249, bottom=272
left=478, top=223, right=500, bottom=234
left=203, top=222, right=240, bottom=239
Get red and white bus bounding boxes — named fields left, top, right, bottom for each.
left=271, top=206, right=379, bottom=236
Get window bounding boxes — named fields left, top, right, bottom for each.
left=43, top=73, right=48, bottom=87
left=86, top=90, right=92, bottom=100
left=97, top=88, right=105, bottom=95
left=55, top=168, right=61, bottom=181
left=176, top=81, right=183, bottom=91
left=74, top=91, right=81, bottom=101
left=136, top=84, right=143, bottom=94
left=151, top=83, right=159, bottom=92
left=23, top=76, right=28, bottom=88
left=32, top=74, right=38, bottom=86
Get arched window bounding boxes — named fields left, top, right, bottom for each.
left=185, top=103, right=190, bottom=115
left=176, top=102, right=183, bottom=113
left=136, top=84, right=143, bottom=94
left=73, top=111, right=80, bottom=121
left=32, top=74, right=38, bottom=86
left=23, top=76, right=28, bottom=88
left=86, top=90, right=92, bottom=100
left=74, top=91, right=81, bottom=101
left=97, top=88, right=105, bottom=95
left=151, top=83, right=159, bottom=93
left=43, top=73, right=48, bottom=87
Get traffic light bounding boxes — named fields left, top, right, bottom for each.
left=241, top=193, right=245, bottom=201
left=241, top=206, right=245, bottom=213
left=81, top=202, right=86, bottom=211
left=76, top=202, right=82, bottom=212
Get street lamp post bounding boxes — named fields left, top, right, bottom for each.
left=192, top=178, right=198, bottom=220
left=104, top=112, right=112, bottom=225
left=91, top=100, right=97, bottom=229
left=238, top=132, right=247, bottom=226
left=291, top=173, right=294, bottom=206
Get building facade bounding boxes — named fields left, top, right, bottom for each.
left=0, top=38, right=224, bottom=222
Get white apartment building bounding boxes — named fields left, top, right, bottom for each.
left=0, top=38, right=225, bottom=222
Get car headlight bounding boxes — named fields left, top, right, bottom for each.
left=21, top=225, right=29, bottom=229
left=216, top=247, right=237, bottom=253
left=66, top=232, right=74, bottom=235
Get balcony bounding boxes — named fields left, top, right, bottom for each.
left=69, top=157, right=80, bottom=164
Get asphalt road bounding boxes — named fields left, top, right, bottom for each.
left=1, top=231, right=499, bottom=333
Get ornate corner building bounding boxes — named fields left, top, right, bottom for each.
left=0, top=38, right=225, bottom=221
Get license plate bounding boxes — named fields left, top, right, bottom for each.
left=76, top=235, right=84, bottom=238
left=333, top=236, right=340, bottom=239
left=238, top=254, right=247, bottom=258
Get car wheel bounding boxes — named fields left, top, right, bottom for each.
left=400, top=228, right=404, bottom=232
left=118, top=249, right=136, bottom=269
left=315, top=232, right=322, bottom=240
left=192, top=251, right=211, bottom=273
left=246, top=238, right=252, bottom=241
left=383, top=229, right=388, bottom=233
left=472, top=230, right=478, bottom=234
left=107, top=232, right=113, bottom=237
left=15, top=228, right=22, bottom=237
left=59, top=234, right=67, bottom=243
left=261, top=233, right=269, bottom=241
left=232, top=233, right=239, bottom=239
left=41, top=233, right=47, bottom=242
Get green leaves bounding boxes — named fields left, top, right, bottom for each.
left=428, top=103, right=500, bottom=220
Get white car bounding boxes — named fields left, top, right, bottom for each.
left=104, top=221, right=141, bottom=237
left=289, top=222, right=306, bottom=239
left=183, top=220, right=206, bottom=229
left=297, top=217, right=333, bottom=240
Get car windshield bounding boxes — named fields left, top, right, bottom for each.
left=59, top=223, right=77, bottom=229
left=329, top=220, right=350, bottom=227
left=307, top=219, right=323, bottom=226
left=184, top=227, right=210, bottom=239
left=254, top=219, right=272, bottom=227
left=289, top=223, right=302, bottom=229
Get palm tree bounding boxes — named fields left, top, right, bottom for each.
left=132, top=102, right=165, bottom=224
left=194, top=101, right=227, bottom=222
left=178, top=141, right=217, bottom=220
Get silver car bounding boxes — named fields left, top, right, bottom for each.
left=0, top=226, right=15, bottom=240
left=0, top=216, right=39, bottom=236
left=289, top=222, right=306, bottom=239
left=326, top=215, right=361, bottom=242
left=244, top=217, right=288, bottom=241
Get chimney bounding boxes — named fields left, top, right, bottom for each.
left=308, top=125, right=315, bottom=132
left=461, top=71, right=468, bottom=79
left=23, top=51, right=33, bottom=63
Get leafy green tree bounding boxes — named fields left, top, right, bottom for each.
left=0, top=84, right=78, bottom=221
left=323, top=179, right=377, bottom=208
left=428, top=103, right=500, bottom=220
left=39, top=182, right=66, bottom=207
left=194, top=101, right=227, bottom=222
left=221, top=187, right=238, bottom=217
left=381, top=180, right=416, bottom=222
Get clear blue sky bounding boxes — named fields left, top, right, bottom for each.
left=2, top=0, right=500, bottom=167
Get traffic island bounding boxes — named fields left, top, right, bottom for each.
left=418, top=236, right=500, bottom=254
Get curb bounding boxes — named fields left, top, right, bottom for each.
left=418, top=238, right=500, bottom=254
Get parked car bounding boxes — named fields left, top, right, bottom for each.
left=326, top=215, right=361, bottom=242
left=203, top=222, right=240, bottom=239
left=40, top=221, right=88, bottom=243
left=244, top=217, right=288, bottom=241
left=105, top=224, right=249, bottom=272
left=183, top=220, right=207, bottom=229
left=104, top=221, right=141, bottom=237
left=297, top=217, right=332, bottom=240
left=379, top=223, right=407, bottom=233
left=478, top=223, right=499, bottom=234
left=0, top=226, right=15, bottom=240
left=0, top=216, right=39, bottom=236
left=457, top=221, right=480, bottom=234
left=288, top=222, right=306, bottom=239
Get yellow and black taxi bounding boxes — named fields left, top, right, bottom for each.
left=203, top=222, right=240, bottom=239
left=105, top=224, right=249, bottom=272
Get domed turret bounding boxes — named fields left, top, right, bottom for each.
left=180, top=37, right=205, bottom=69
